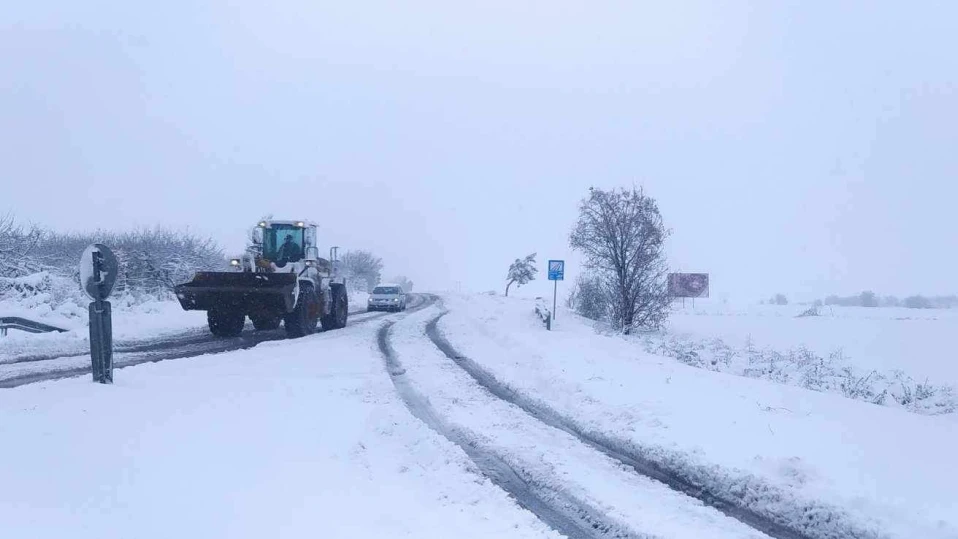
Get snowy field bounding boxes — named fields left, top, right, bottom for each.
left=0, top=317, right=556, bottom=539
left=666, top=302, right=958, bottom=387
left=438, top=294, right=958, bottom=538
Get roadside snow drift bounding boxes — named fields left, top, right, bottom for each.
left=437, top=294, right=958, bottom=539
left=0, top=271, right=209, bottom=363
left=0, top=321, right=557, bottom=539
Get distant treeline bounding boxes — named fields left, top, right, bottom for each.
left=763, top=291, right=957, bottom=309
left=818, top=291, right=957, bottom=309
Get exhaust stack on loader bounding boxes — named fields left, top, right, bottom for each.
left=175, top=220, right=348, bottom=338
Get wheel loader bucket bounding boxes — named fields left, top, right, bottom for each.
left=174, top=272, right=297, bottom=314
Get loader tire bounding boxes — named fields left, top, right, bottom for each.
left=285, top=283, right=319, bottom=338
left=322, top=284, right=349, bottom=331
left=250, top=315, right=281, bottom=331
left=208, top=309, right=245, bottom=337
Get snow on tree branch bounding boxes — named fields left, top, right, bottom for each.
left=506, top=253, right=537, bottom=296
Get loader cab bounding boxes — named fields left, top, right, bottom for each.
left=257, top=221, right=316, bottom=266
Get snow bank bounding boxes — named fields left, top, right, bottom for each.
left=641, top=332, right=956, bottom=416
left=0, top=272, right=87, bottom=328
left=0, top=272, right=206, bottom=363
left=0, top=322, right=558, bottom=539
left=389, top=306, right=772, bottom=539
left=0, top=298, right=208, bottom=363
left=438, top=294, right=958, bottom=539
left=648, top=304, right=958, bottom=415
left=668, top=303, right=958, bottom=386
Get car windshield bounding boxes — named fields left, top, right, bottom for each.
left=373, top=287, right=400, bottom=295
left=262, top=225, right=304, bottom=264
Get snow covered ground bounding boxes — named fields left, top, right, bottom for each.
left=389, top=307, right=771, bottom=538
left=0, top=285, right=372, bottom=364
left=6, top=291, right=955, bottom=538
left=0, top=318, right=557, bottom=539
left=0, top=298, right=208, bottom=362
left=437, top=294, right=958, bottom=538
left=667, top=302, right=958, bottom=387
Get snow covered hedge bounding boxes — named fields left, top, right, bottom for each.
left=643, top=334, right=956, bottom=415
left=1, top=216, right=224, bottom=304
left=0, top=272, right=86, bottom=319
left=34, top=228, right=225, bottom=298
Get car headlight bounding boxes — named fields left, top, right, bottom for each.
left=230, top=258, right=241, bottom=267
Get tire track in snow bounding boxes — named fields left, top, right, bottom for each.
left=377, top=320, right=642, bottom=539
left=0, top=295, right=432, bottom=389
left=424, top=311, right=815, bottom=539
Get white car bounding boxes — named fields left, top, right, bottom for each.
left=367, top=285, right=407, bottom=312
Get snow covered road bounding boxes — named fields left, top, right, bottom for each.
left=0, top=304, right=557, bottom=539
left=0, top=295, right=430, bottom=388
left=0, top=296, right=386, bottom=367
left=382, top=306, right=773, bottom=539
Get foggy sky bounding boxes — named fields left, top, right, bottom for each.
left=2, top=1, right=956, bottom=302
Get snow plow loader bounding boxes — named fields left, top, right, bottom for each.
left=174, top=220, right=348, bottom=338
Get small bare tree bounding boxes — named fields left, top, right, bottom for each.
left=505, top=253, right=537, bottom=296
left=570, top=187, right=670, bottom=332
left=770, top=293, right=788, bottom=306
left=342, top=250, right=384, bottom=292
left=0, top=214, right=44, bottom=278
left=567, top=273, right=609, bottom=321
left=392, top=275, right=414, bottom=292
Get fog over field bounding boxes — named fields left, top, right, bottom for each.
left=3, top=2, right=956, bottom=300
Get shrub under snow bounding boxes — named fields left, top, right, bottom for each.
left=643, top=333, right=956, bottom=415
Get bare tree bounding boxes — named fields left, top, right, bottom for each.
left=392, top=275, right=414, bottom=292
left=770, top=293, right=788, bottom=306
left=570, top=187, right=670, bottom=332
left=342, top=250, right=384, bottom=292
left=860, top=290, right=878, bottom=308
left=567, top=272, right=609, bottom=321
left=0, top=214, right=44, bottom=278
left=505, top=253, right=537, bottom=296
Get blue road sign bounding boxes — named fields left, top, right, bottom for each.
left=548, top=260, right=565, bottom=281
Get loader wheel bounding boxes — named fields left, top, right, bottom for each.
left=322, top=284, right=349, bottom=330
left=285, top=283, right=319, bottom=338
left=250, top=315, right=281, bottom=331
left=208, top=309, right=245, bottom=337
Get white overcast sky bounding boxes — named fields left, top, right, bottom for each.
left=2, top=1, right=956, bottom=301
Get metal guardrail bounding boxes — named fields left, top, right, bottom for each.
left=0, top=317, right=68, bottom=337
left=534, top=299, right=552, bottom=331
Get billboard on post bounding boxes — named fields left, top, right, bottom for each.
left=669, top=273, right=709, bottom=298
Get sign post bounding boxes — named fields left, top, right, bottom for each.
left=548, top=260, right=565, bottom=323
left=80, top=244, right=118, bottom=384
left=668, top=273, right=710, bottom=309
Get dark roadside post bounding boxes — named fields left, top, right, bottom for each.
left=80, top=244, right=119, bottom=384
